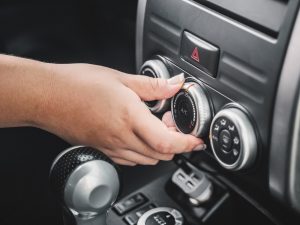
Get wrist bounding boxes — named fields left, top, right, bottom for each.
left=28, top=62, right=62, bottom=131
left=0, top=54, right=58, bottom=128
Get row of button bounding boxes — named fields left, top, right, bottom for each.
left=113, top=193, right=157, bottom=225
left=211, top=117, right=241, bottom=165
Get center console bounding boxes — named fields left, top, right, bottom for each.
left=132, top=0, right=300, bottom=224
left=51, top=1, right=300, bottom=225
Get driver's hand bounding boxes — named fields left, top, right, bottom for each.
left=37, top=63, right=206, bottom=166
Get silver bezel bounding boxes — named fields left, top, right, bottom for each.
left=135, top=0, right=148, bottom=72
left=209, top=107, right=257, bottom=170
left=171, top=81, right=212, bottom=137
left=139, top=59, right=171, bottom=113
left=137, top=207, right=183, bottom=225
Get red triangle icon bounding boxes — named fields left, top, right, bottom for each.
left=191, top=47, right=200, bottom=62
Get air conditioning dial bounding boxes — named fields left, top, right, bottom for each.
left=171, top=78, right=212, bottom=137
left=209, top=106, right=257, bottom=170
left=139, top=59, right=171, bottom=113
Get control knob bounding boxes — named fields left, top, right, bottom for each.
left=139, top=59, right=171, bottom=113
left=171, top=78, right=212, bottom=137
left=209, top=106, right=257, bottom=170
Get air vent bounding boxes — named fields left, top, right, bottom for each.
left=193, top=0, right=289, bottom=38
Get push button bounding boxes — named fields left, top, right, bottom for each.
left=124, top=204, right=156, bottom=225
left=219, top=129, right=232, bottom=153
left=113, top=193, right=148, bottom=215
left=181, top=31, right=219, bottom=77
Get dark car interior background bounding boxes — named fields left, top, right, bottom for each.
left=0, top=0, right=300, bottom=225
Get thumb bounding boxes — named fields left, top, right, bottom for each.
left=123, top=73, right=185, bottom=101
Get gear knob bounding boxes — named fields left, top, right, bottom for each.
left=49, top=146, right=120, bottom=225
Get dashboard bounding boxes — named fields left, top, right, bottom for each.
left=0, top=1, right=300, bottom=225
left=136, top=0, right=300, bottom=221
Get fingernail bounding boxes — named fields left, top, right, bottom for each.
left=167, top=73, right=185, bottom=85
left=193, top=144, right=207, bottom=151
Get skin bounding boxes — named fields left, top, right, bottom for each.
left=0, top=54, right=205, bottom=166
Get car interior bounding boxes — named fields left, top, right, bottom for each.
left=0, top=0, right=300, bottom=225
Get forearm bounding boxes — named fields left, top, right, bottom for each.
left=0, top=54, right=52, bottom=128
left=0, top=54, right=204, bottom=165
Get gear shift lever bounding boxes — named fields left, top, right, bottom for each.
left=49, top=146, right=120, bottom=225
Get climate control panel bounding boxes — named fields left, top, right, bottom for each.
left=139, top=57, right=258, bottom=171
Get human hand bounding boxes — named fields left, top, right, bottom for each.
left=35, top=63, right=205, bottom=165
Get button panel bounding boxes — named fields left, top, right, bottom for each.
left=114, top=193, right=148, bottom=215
left=211, top=117, right=241, bottom=165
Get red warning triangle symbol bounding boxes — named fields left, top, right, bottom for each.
left=191, top=47, right=200, bottom=62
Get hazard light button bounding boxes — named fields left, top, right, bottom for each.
left=181, top=31, right=219, bottom=77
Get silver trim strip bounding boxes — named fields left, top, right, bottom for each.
left=269, top=8, right=300, bottom=210
left=136, top=0, right=148, bottom=72
left=290, top=91, right=300, bottom=210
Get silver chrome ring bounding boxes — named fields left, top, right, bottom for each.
left=171, top=81, right=212, bottom=137
left=139, top=59, right=170, bottom=113
left=209, top=107, right=257, bottom=170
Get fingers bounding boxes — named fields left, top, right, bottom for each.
left=133, top=105, right=205, bottom=154
left=110, top=157, right=137, bottom=166
left=103, top=147, right=159, bottom=165
left=162, top=111, right=177, bottom=132
left=101, top=133, right=175, bottom=165
left=121, top=73, right=184, bottom=101
left=162, top=111, right=176, bottom=128
left=125, top=133, right=175, bottom=161
left=114, top=149, right=159, bottom=165
left=98, top=148, right=133, bottom=165
left=168, top=127, right=177, bottom=132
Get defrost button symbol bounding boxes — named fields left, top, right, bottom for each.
left=233, top=137, right=240, bottom=145
left=228, top=125, right=235, bottom=131
left=220, top=119, right=227, bottom=126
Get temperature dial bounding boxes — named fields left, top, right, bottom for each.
left=171, top=80, right=212, bottom=137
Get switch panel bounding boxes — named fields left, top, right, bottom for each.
left=114, top=193, right=148, bottom=215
